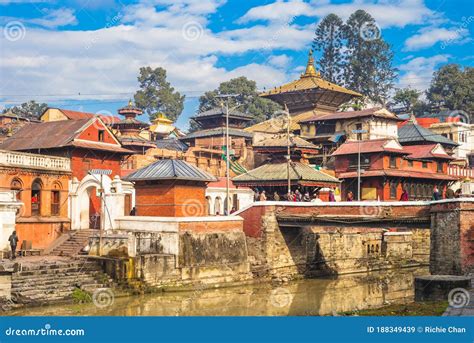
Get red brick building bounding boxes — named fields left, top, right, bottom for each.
left=125, top=159, right=216, bottom=217
left=332, top=139, right=457, bottom=201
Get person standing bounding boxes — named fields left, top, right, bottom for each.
left=259, top=190, right=267, bottom=201
left=8, top=231, right=19, bottom=260
left=400, top=188, right=409, bottom=201
left=432, top=186, right=441, bottom=201
left=346, top=191, right=354, bottom=201
left=273, top=192, right=280, bottom=201
left=328, top=189, right=336, bottom=202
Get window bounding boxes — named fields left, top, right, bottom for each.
left=10, top=178, right=22, bottom=201
left=390, top=182, right=398, bottom=199
left=51, top=191, right=60, bottom=216
left=98, top=130, right=105, bottom=142
left=389, top=156, right=397, bottom=168
left=408, top=160, right=413, bottom=167
left=437, top=162, right=443, bottom=173
left=422, top=161, right=428, bottom=168
left=31, top=179, right=42, bottom=216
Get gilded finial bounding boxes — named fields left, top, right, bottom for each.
left=302, top=49, right=319, bottom=78
left=128, top=99, right=133, bottom=107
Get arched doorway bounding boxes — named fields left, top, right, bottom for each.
left=79, top=185, right=101, bottom=230
left=214, top=196, right=222, bottom=215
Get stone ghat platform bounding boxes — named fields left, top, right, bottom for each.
left=0, top=256, right=115, bottom=310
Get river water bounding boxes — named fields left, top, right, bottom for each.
left=7, top=267, right=428, bottom=316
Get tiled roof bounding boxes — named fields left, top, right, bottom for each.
left=232, top=162, right=340, bottom=186
left=0, top=118, right=133, bottom=154
left=398, top=123, right=458, bottom=146
left=155, top=138, right=189, bottom=152
left=402, top=144, right=454, bottom=160
left=245, top=111, right=315, bottom=133
left=125, top=159, right=217, bottom=182
left=57, top=109, right=121, bottom=124
left=254, top=135, right=319, bottom=149
left=301, top=107, right=403, bottom=123
left=337, top=169, right=457, bottom=181
left=180, top=127, right=253, bottom=140
left=332, top=139, right=406, bottom=156
left=194, top=107, right=253, bottom=120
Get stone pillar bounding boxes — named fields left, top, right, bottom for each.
left=430, top=199, right=474, bottom=275
left=0, top=191, right=23, bottom=252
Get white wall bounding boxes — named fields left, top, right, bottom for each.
left=0, top=191, right=22, bottom=251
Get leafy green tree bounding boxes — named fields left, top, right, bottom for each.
left=426, top=64, right=474, bottom=113
left=312, top=13, right=345, bottom=84
left=2, top=100, right=47, bottom=118
left=392, top=88, right=421, bottom=112
left=194, top=77, right=281, bottom=131
left=133, top=66, right=185, bottom=122
left=343, top=10, right=397, bottom=104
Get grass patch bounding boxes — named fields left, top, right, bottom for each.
left=340, top=301, right=449, bottom=316
left=71, top=288, right=92, bottom=304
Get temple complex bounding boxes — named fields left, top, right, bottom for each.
left=246, top=50, right=362, bottom=138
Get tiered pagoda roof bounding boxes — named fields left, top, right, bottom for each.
left=260, top=50, right=362, bottom=112
left=111, top=100, right=155, bottom=150
left=232, top=161, right=340, bottom=188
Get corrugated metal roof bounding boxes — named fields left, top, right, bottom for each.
left=232, top=162, right=340, bottom=185
left=398, top=123, right=458, bottom=146
left=180, top=127, right=253, bottom=140
left=125, top=159, right=217, bottom=182
left=155, top=138, right=189, bottom=152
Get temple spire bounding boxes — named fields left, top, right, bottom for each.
left=302, top=50, right=319, bottom=78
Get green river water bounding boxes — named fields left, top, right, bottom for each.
left=7, top=267, right=428, bottom=316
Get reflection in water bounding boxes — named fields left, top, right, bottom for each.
left=6, top=267, right=428, bottom=316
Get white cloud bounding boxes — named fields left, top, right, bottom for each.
left=404, top=27, right=470, bottom=51
left=397, top=55, right=450, bottom=91
left=267, top=54, right=292, bottom=68
left=241, top=0, right=438, bottom=28
left=29, top=8, right=78, bottom=28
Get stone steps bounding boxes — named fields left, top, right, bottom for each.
left=9, top=258, right=115, bottom=306
left=49, top=230, right=96, bottom=256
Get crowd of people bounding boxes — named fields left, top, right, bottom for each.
left=254, top=188, right=337, bottom=203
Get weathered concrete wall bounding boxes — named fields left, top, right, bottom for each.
left=430, top=199, right=474, bottom=275
left=246, top=210, right=425, bottom=279
left=235, top=201, right=431, bottom=238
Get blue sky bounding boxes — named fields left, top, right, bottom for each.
left=0, top=0, right=472, bottom=130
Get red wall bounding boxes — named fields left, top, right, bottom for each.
left=70, top=150, right=122, bottom=180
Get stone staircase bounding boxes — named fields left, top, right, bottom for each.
left=9, top=258, right=114, bottom=306
left=48, top=229, right=96, bottom=256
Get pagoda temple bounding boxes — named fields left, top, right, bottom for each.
left=149, top=112, right=183, bottom=140
left=111, top=100, right=156, bottom=153
left=233, top=135, right=340, bottom=198
left=246, top=50, right=362, bottom=137
left=180, top=107, right=254, bottom=176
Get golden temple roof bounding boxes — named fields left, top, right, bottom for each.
left=245, top=111, right=316, bottom=133
left=260, top=50, right=362, bottom=98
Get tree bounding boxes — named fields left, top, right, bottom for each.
left=194, top=77, right=281, bottom=130
left=312, top=13, right=345, bottom=84
left=2, top=100, right=47, bottom=119
left=426, top=64, right=474, bottom=113
left=133, top=66, right=185, bottom=122
left=393, top=88, right=421, bottom=112
left=343, top=10, right=397, bottom=104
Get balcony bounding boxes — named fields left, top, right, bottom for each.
left=0, top=149, right=71, bottom=172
